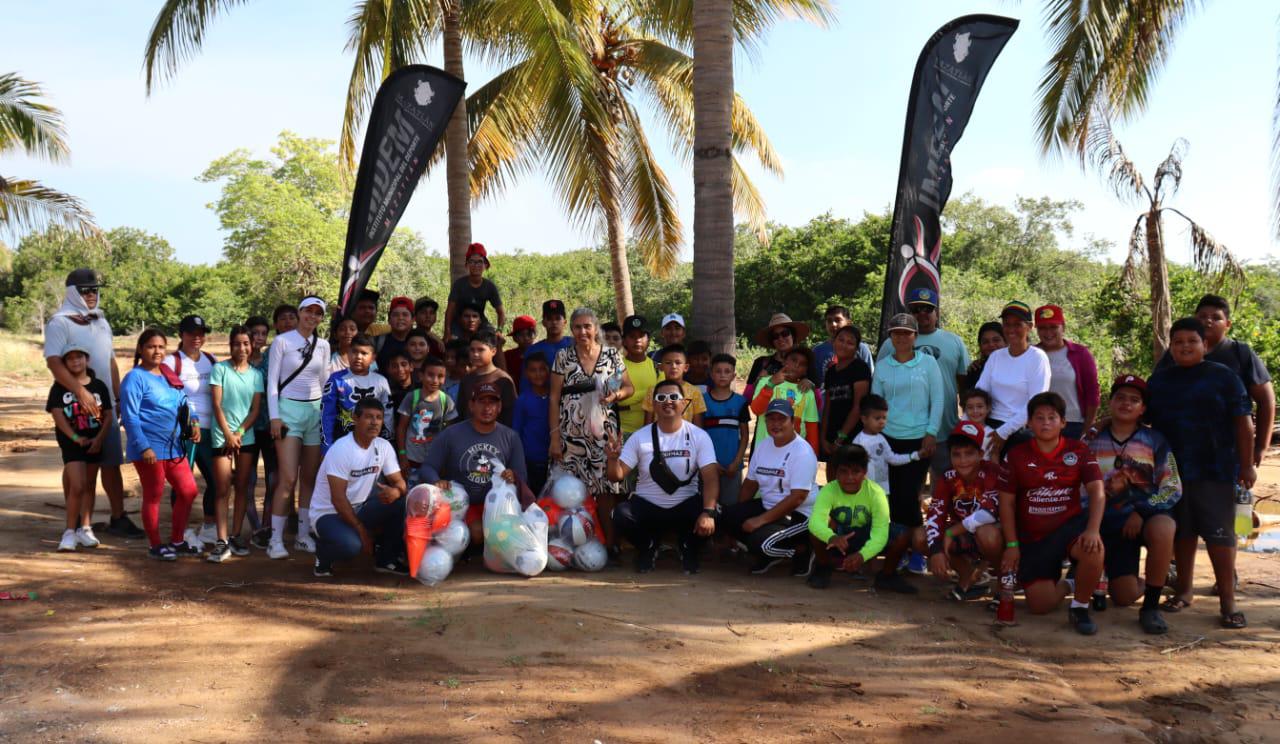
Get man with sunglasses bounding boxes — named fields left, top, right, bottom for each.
left=606, top=378, right=720, bottom=574
left=44, top=269, right=144, bottom=538
left=876, top=288, right=970, bottom=475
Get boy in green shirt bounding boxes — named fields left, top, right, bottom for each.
left=750, top=347, right=820, bottom=454
left=807, top=444, right=892, bottom=588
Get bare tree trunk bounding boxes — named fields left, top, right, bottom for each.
left=442, top=0, right=472, bottom=281
left=600, top=132, right=633, bottom=321
left=1147, top=209, right=1171, bottom=361
left=691, top=0, right=736, bottom=354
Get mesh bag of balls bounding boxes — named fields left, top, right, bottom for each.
left=407, top=481, right=473, bottom=587
left=536, top=468, right=608, bottom=572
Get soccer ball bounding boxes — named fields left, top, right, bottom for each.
left=406, top=483, right=446, bottom=518
left=550, top=474, right=587, bottom=510
left=416, top=545, right=454, bottom=586
left=512, top=548, right=547, bottom=577
left=556, top=508, right=595, bottom=547
left=484, top=514, right=522, bottom=555
left=572, top=540, right=608, bottom=572
left=445, top=481, right=470, bottom=516
left=546, top=538, right=575, bottom=571
left=433, top=520, right=470, bottom=557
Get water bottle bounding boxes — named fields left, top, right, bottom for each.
left=1234, top=485, right=1254, bottom=540
left=995, top=570, right=1017, bottom=626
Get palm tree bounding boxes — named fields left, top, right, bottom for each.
left=1033, top=0, right=1280, bottom=238
left=464, top=1, right=784, bottom=321
left=1092, top=128, right=1243, bottom=360
left=142, top=0, right=475, bottom=280
left=0, top=73, right=97, bottom=240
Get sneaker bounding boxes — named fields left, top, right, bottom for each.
left=57, top=529, right=77, bottom=552
left=206, top=540, right=232, bottom=563
left=635, top=547, right=657, bottom=574
left=74, top=526, right=100, bottom=548
left=170, top=540, right=202, bottom=557
left=807, top=564, right=833, bottom=589
left=606, top=544, right=622, bottom=568
left=313, top=558, right=334, bottom=578
left=227, top=536, right=251, bottom=557
left=251, top=528, right=272, bottom=550
left=1138, top=607, right=1168, bottom=635
left=267, top=540, right=289, bottom=560
left=148, top=544, right=177, bottom=561
left=294, top=533, right=317, bottom=554
left=907, top=552, right=929, bottom=575
left=874, top=573, right=919, bottom=595
left=749, top=556, right=785, bottom=575
left=1068, top=606, right=1098, bottom=635
left=947, top=584, right=990, bottom=602
left=375, top=559, right=410, bottom=576
left=679, top=543, right=700, bottom=575
left=183, top=528, right=205, bottom=552
left=791, top=550, right=815, bottom=578
left=107, top=515, right=145, bottom=539
left=197, top=523, right=218, bottom=546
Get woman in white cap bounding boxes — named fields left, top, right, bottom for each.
left=745, top=313, right=818, bottom=402
left=976, top=301, right=1052, bottom=460
left=265, top=295, right=331, bottom=559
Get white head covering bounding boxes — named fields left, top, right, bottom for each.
left=52, top=284, right=104, bottom=321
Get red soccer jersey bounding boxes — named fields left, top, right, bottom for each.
left=998, top=438, right=1103, bottom=543
left=925, top=463, right=1001, bottom=553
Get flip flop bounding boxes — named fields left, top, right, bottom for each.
left=1160, top=597, right=1191, bottom=613
left=1220, top=611, right=1247, bottom=629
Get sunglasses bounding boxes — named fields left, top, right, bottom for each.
left=770, top=329, right=793, bottom=341
left=909, top=305, right=936, bottom=314
left=76, top=286, right=100, bottom=296
left=653, top=392, right=684, bottom=403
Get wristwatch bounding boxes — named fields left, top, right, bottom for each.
left=701, top=507, right=719, bottom=519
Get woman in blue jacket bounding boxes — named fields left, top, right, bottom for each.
left=120, top=329, right=201, bottom=561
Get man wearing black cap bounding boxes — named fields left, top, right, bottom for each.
left=164, top=314, right=220, bottom=547
left=524, top=300, right=572, bottom=365
left=617, top=315, right=657, bottom=440
left=44, top=268, right=143, bottom=538
left=353, top=289, right=391, bottom=337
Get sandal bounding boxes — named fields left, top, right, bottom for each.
left=1220, top=611, right=1247, bottom=629
left=1160, top=597, right=1191, bottom=613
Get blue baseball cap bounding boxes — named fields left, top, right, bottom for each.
left=907, top=287, right=938, bottom=307
left=764, top=399, right=794, bottom=418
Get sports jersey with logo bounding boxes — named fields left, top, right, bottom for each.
left=925, top=464, right=1000, bottom=554
left=746, top=434, right=818, bottom=514
left=321, top=369, right=392, bottom=450
left=1087, top=426, right=1182, bottom=525
left=998, top=438, right=1102, bottom=543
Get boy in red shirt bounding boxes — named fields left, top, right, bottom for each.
left=918, top=421, right=1003, bottom=600
left=998, top=392, right=1107, bottom=634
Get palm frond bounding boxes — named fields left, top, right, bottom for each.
left=634, top=0, right=835, bottom=57
left=1151, top=137, right=1186, bottom=202
left=1035, top=0, right=1200, bottom=161
left=0, top=176, right=98, bottom=240
left=1164, top=206, right=1245, bottom=290
left=1120, top=214, right=1146, bottom=290
left=465, top=61, right=543, bottom=200
left=732, top=156, right=768, bottom=242
left=1085, top=116, right=1147, bottom=205
left=142, top=0, right=250, bottom=93
left=0, top=73, right=70, bottom=162
left=619, top=101, right=682, bottom=276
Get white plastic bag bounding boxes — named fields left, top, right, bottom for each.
left=481, top=461, right=549, bottom=576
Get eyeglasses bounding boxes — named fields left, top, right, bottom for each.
left=76, top=286, right=99, bottom=296
left=653, top=392, right=684, bottom=403
left=770, top=329, right=793, bottom=341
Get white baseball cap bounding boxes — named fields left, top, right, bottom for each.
left=661, top=312, right=685, bottom=328
left=298, top=296, right=327, bottom=313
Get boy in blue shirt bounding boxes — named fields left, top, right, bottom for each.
left=321, top=335, right=392, bottom=452
left=1147, top=317, right=1255, bottom=629
left=702, top=353, right=749, bottom=506
left=513, top=352, right=552, bottom=494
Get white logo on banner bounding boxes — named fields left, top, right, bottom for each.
left=414, top=80, right=435, bottom=106
left=953, top=32, right=971, bottom=63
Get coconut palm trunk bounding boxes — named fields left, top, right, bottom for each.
left=441, top=0, right=472, bottom=281
left=690, top=0, right=736, bottom=354
left=598, top=129, right=634, bottom=320
left=1145, top=210, right=1172, bottom=359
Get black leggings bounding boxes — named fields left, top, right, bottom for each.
left=883, top=435, right=928, bottom=527
left=613, top=493, right=705, bottom=555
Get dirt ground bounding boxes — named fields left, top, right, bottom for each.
left=2, top=341, right=1280, bottom=743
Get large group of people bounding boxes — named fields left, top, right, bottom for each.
left=41, top=252, right=1274, bottom=635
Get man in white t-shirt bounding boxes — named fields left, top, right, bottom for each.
left=720, top=399, right=819, bottom=577
left=310, top=398, right=408, bottom=577
left=605, top=378, right=720, bottom=574
left=162, top=314, right=219, bottom=545
left=43, top=269, right=143, bottom=538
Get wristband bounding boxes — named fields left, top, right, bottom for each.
left=71, top=433, right=82, bottom=443
left=835, top=431, right=849, bottom=443
left=1005, top=540, right=1019, bottom=548
left=398, top=449, right=407, bottom=455
left=943, top=527, right=953, bottom=539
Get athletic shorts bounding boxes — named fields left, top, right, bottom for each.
left=278, top=398, right=322, bottom=446
left=1175, top=481, right=1235, bottom=547
left=56, top=437, right=103, bottom=465
left=100, top=421, right=124, bottom=467
left=212, top=443, right=259, bottom=458
left=947, top=532, right=983, bottom=561
left=1018, top=512, right=1088, bottom=586
left=465, top=503, right=483, bottom=526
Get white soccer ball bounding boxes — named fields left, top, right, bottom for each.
left=556, top=508, right=595, bottom=547
left=546, top=538, right=575, bottom=571
left=550, top=474, right=587, bottom=510
left=512, top=548, right=547, bottom=577
left=446, top=481, right=470, bottom=515
left=433, top=520, right=470, bottom=557
left=572, top=540, right=608, bottom=572
left=406, top=483, right=446, bottom=518
left=416, top=545, right=454, bottom=586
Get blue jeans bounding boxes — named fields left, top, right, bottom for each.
left=314, top=496, right=406, bottom=567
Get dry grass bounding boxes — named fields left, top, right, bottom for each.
left=0, top=332, right=48, bottom=379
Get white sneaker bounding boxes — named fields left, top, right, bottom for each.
left=197, top=523, right=218, bottom=545
left=184, top=528, right=205, bottom=552
left=57, top=529, right=77, bottom=552
left=267, top=540, right=290, bottom=560
left=74, top=526, right=100, bottom=548
left=294, top=533, right=316, bottom=554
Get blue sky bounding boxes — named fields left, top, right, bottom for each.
left=5, top=1, right=1275, bottom=269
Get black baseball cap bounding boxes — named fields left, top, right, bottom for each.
left=356, top=289, right=380, bottom=304
left=179, top=315, right=209, bottom=334
left=623, top=315, right=648, bottom=336
left=66, top=268, right=105, bottom=288
left=542, top=299, right=566, bottom=318
left=459, top=299, right=485, bottom=315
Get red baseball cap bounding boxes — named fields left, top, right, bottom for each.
left=511, top=315, right=536, bottom=333
left=1110, top=374, right=1148, bottom=402
left=466, top=242, right=490, bottom=267
left=389, top=296, right=414, bottom=314
left=1034, top=304, right=1065, bottom=327
left=947, top=420, right=985, bottom=450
